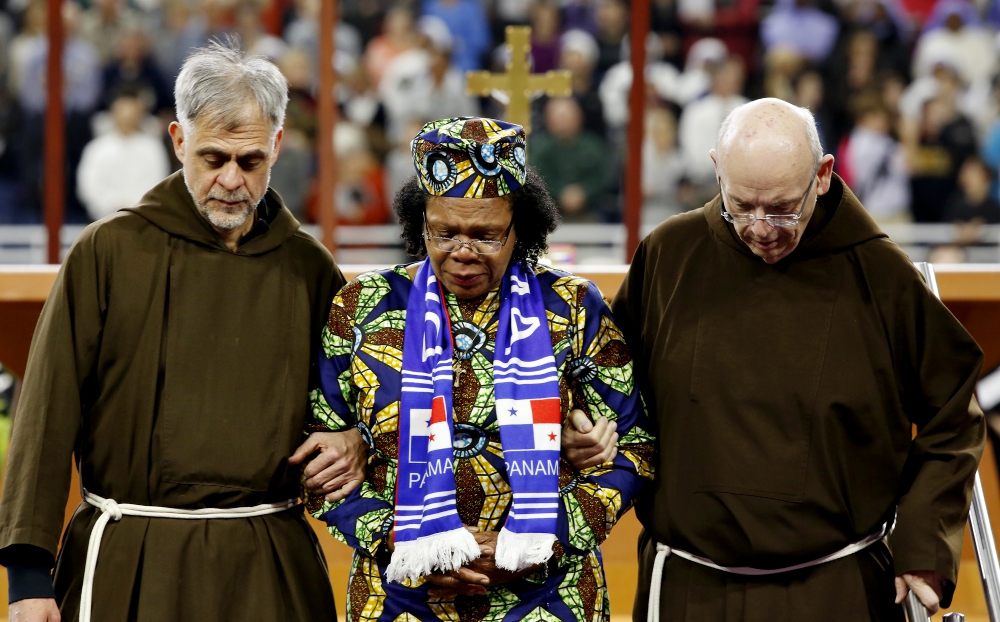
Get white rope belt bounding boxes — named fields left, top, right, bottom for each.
left=80, top=490, right=298, bottom=622
left=645, top=521, right=891, bottom=622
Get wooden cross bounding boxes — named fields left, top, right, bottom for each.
left=466, top=26, right=572, bottom=134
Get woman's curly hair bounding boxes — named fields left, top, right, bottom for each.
left=393, top=167, right=560, bottom=265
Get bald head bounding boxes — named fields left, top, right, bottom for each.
left=715, top=98, right=822, bottom=183
left=709, top=98, right=835, bottom=265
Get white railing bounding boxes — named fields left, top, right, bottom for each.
left=0, top=224, right=997, bottom=264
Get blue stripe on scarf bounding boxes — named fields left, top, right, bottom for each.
left=389, top=260, right=560, bottom=583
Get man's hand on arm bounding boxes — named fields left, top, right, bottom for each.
left=562, top=409, right=618, bottom=470
left=894, top=570, right=946, bottom=614
left=8, top=598, right=60, bottom=622
left=289, top=428, right=367, bottom=502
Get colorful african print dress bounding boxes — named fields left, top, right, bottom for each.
left=308, top=263, right=655, bottom=622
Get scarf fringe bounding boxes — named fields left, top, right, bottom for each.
left=494, top=528, right=555, bottom=571
left=386, top=527, right=481, bottom=583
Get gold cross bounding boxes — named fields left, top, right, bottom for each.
left=466, top=26, right=572, bottom=134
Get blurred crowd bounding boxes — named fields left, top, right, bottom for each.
left=0, top=0, right=998, bottom=234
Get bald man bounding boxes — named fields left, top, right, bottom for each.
left=613, top=98, right=985, bottom=622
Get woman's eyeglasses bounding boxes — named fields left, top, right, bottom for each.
left=423, top=215, right=514, bottom=255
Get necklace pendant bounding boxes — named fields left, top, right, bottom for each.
left=453, top=361, right=465, bottom=386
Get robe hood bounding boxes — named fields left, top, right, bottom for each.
left=704, top=173, right=888, bottom=262
left=122, top=170, right=302, bottom=255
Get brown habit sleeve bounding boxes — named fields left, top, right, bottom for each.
left=885, top=265, right=985, bottom=603
left=0, top=227, right=106, bottom=558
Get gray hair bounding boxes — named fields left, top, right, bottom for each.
left=175, top=38, right=288, bottom=141
left=717, top=100, right=824, bottom=173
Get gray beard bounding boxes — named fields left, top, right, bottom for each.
left=184, top=173, right=269, bottom=232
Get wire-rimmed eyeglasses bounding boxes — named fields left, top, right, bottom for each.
left=720, top=177, right=815, bottom=228
left=423, top=214, right=515, bottom=255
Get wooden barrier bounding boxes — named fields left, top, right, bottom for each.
left=1, top=264, right=1000, bottom=621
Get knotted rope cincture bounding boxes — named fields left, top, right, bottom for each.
left=79, top=490, right=298, bottom=622
left=645, top=521, right=891, bottom=622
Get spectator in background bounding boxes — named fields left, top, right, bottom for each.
left=642, top=106, right=685, bottom=225
left=944, top=155, right=1000, bottom=224
left=337, top=0, right=391, bottom=42
left=530, top=1, right=561, bottom=73
left=593, top=0, right=627, bottom=78
left=492, top=0, right=533, bottom=35
left=380, top=15, right=477, bottom=144
left=76, top=87, right=169, bottom=221
left=152, top=0, right=208, bottom=82
left=236, top=5, right=289, bottom=61
left=79, top=0, right=140, bottom=66
left=979, top=78, right=1000, bottom=198
left=340, top=60, right=388, bottom=156
left=677, top=0, right=760, bottom=72
left=651, top=0, right=684, bottom=69
left=101, top=25, right=173, bottom=114
left=270, top=47, right=317, bottom=221
left=334, top=122, right=390, bottom=225
left=423, top=0, right=490, bottom=72
left=899, top=59, right=969, bottom=125
left=965, top=64, right=1000, bottom=143
left=561, top=0, right=599, bottom=33
left=906, top=94, right=977, bottom=222
left=837, top=0, right=913, bottom=79
left=384, top=117, right=426, bottom=203
left=837, top=97, right=911, bottom=223
left=679, top=54, right=748, bottom=205
left=913, top=0, right=996, bottom=85
left=364, top=5, right=419, bottom=89
left=761, top=44, right=805, bottom=102
left=760, top=0, right=840, bottom=64
left=7, top=0, right=46, bottom=98
left=792, top=68, right=832, bottom=152
left=674, top=36, right=727, bottom=104
left=825, top=28, right=881, bottom=150
left=531, top=97, right=613, bottom=222
left=285, top=0, right=363, bottom=80
left=0, top=8, right=16, bottom=221
left=16, top=1, right=100, bottom=223
left=556, top=28, right=605, bottom=136
left=600, top=32, right=680, bottom=139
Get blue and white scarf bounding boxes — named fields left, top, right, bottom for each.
left=387, top=259, right=561, bottom=583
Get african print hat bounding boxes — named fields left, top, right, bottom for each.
left=411, top=117, right=527, bottom=199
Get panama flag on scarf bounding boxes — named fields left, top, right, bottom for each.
left=389, top=263, right=481, bottom=584
left=388, top=260, right=562, bottom=584
left=494, top=397, right=562, bottom=450
left=406, top=396, right=452, bottom=463
left=492, top=270, right=562, bottom=571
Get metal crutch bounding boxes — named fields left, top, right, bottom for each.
left=906, top=262, right=1000, bottom=622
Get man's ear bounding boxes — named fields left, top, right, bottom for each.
left=815, top=153, right=836, bottom=197
left=168, top=121, right=186, bottom=163
left=270, top=128, right=284, bottom=165
left=710, top=149, right=719, bottom=178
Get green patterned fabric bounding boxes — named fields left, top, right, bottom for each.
left=308, top=263, right=655, bottom=622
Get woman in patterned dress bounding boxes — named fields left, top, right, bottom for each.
left=307, top=117, right=655, bottom=622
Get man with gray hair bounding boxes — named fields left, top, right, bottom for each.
left=614, top=97, right=985, bottom=621
left=0, top=40, right=352, bottom=621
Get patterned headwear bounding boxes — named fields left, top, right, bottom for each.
left=411, top=117, right=527, bottom=199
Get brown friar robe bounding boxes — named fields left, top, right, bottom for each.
left=0, top=171, right=344, bottom=621
left=613, top=175, right=985, bottom=622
